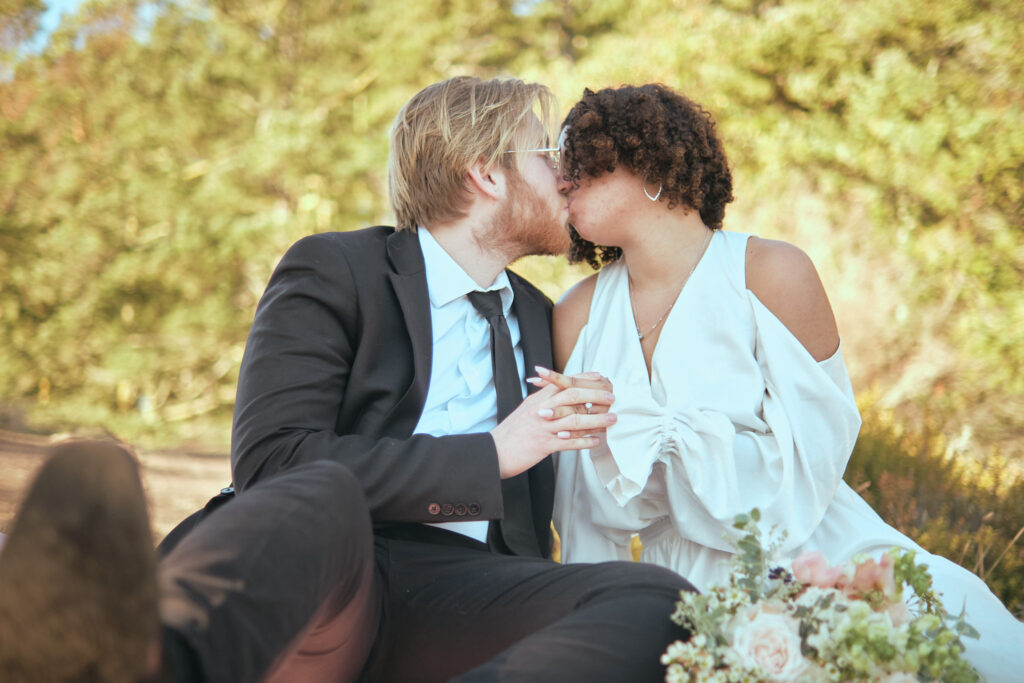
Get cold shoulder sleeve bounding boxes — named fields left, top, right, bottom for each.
left=589, top=291, right=862, bottom=554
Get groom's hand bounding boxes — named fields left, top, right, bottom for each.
left=491, top=383, right=616, bottom=479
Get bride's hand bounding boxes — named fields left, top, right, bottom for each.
left=527, top=367, right=614, bottom=436
left=491, top=383, right=616, bottom=478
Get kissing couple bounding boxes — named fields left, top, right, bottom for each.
left=2, top=76, right=1021, bottom=681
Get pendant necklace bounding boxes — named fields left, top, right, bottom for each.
left=631, top=228, right=712, bottom=342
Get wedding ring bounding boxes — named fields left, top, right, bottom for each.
left=585, top=402, right=593, bottom=415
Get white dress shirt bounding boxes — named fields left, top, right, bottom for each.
left=414, top=227, right=527, bottom=542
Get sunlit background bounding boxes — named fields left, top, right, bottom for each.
left=2, top=0, right=1021, bottom=610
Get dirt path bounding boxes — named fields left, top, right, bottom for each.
left=0, top=430, right=231, bottom=541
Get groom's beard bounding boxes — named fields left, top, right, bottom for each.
left=480, top=174, right=569, bottom=262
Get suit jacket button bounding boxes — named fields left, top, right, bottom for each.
left=454, top=504, right=467, bottom=516
left=468, top=503, right=480, bottom=515
left=441, top=503, right=454, bottom=516
left=428, top=503, right=441, bottom=515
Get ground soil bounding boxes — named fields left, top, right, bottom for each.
left=0, top=429, right=231, bottom=542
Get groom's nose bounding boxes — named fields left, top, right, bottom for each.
left=556, top=174, right=572, bottom=195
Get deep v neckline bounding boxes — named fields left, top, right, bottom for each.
left=623, top=231, right=718, bottom=386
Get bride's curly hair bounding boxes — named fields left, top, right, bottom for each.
left=560, top=84, right=734, bottom=269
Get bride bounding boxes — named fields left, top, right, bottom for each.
left=548, top=83, right=1023, bottom=678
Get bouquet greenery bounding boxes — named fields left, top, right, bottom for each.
left=661, top=510, right=980, bottom=682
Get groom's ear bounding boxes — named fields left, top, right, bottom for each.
left=467, top=158, right=507, bottom=202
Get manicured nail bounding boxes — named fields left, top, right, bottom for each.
left=535, top=366, right=551, bottom=377
left=526, top=377, right=544, bottom=385
left=580, top=371, right=603, bottom=379
left=605, top=392, right=615, bottom=403
left=538, top=408, right=554, bottom=418
left=606, top=413, right=617, bottom=424
left=557, top=430, right=571, bottom=439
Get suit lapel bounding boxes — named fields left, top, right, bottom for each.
left=384, top=230, right=433, bottom=437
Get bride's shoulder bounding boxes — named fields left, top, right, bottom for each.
left=552, top=272, right=600, bottom=370
left=744, top=236, right=813, bottom=283
left=744, top=237, right=840, bottom=361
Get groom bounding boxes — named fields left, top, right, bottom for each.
left=0, top=76, right=692, bottom=682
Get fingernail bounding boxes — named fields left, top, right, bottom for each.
left=526, top=377, right=544, bottom=385
left=605, top=392, right=615, bottom=403
left=580, top=371, right=603, bottom=379
left=538, top=408, right=554, bottom=418
left=606, top=413, right=617, bottom=423
left=535, top=366, right=550, bottom=377
left=557, top=430, right=571, bottom=439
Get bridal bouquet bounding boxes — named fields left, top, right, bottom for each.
left=661, top=510, right=980, bottom=682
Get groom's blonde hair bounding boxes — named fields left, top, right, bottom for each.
left=388, top=76, right=556, bottom=231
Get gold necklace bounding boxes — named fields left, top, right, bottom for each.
left=631, top=228, right=713, bottom=342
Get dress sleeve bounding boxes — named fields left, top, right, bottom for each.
left=589, top=291, right=862, bottom=553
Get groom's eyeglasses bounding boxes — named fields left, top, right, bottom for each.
left=504, top=147, right=560, bottom=171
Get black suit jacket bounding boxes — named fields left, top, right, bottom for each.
left=230, top=226, right=555, bottom=558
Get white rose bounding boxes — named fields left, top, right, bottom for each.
left=730, top=607, right=811, bottom=681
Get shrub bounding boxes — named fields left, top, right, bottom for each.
left=845, top=405, right=1024, bottom=617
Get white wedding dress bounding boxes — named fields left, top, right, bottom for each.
left=554, top=229, right=1024, bottom=679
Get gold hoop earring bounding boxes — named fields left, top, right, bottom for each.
left=643, top=178, right=662, bottom=202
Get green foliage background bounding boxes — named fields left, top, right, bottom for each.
left=2, top=0, right=1022, bottom=603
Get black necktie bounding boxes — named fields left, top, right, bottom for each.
left=467, top=289, right=537, bottom=556
left=467, top=290, right=522, bottom=421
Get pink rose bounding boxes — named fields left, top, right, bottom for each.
left=887, top=598, right=910, bottom=626
left=850, top=553, right=896, bottom=596
left=731, top=607, right=810, bottom=680
left=792, top=551, right=844, bottom=588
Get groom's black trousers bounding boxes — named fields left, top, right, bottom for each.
left=157, top=460, right=693, bottom=682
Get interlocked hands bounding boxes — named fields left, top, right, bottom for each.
left=491, top=367, right=616, bottom=479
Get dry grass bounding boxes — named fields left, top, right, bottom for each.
left=846, top=406, right=1024, bottom=617
left=0, top=430, right=230, bottom=542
